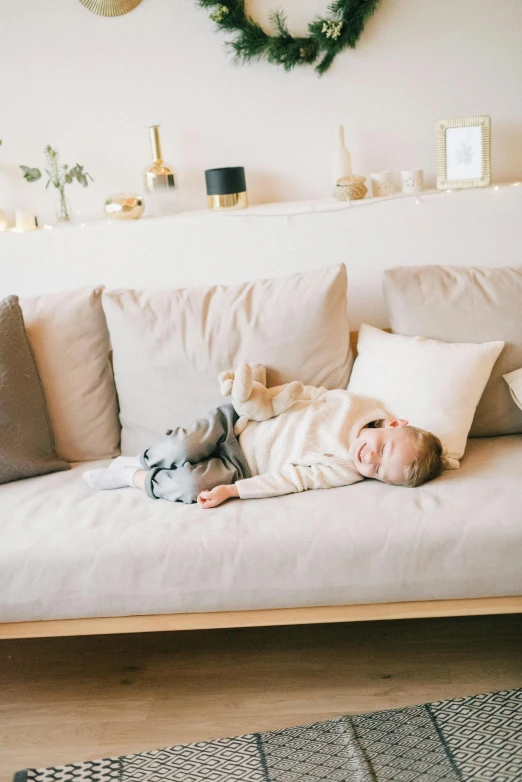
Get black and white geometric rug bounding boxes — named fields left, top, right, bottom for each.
left=13, top=688, right=522, bottom=781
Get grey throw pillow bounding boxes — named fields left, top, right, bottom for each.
left=0, top=295, right=70, bottom=484
left=383, top=265, right=522, bottom=437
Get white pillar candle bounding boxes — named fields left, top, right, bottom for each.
left=401, top=169, right=424, bottom=194
left=370, top=171, right=394, bottom=197
left=15, top=209, right=37, bottom=231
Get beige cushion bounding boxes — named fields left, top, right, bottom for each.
left=0, top=296, right=69, bottom=484
left=347, top=324, right=504, bottom=465
left=504, top=367, right=522, bottom=411
left=383, top=266, right=522, bottom=436
left=21, top=287, right=120, bottom=462
left=103, top=265, right=352, bottom=455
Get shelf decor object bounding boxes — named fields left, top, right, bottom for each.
left=197, top=0, right=381, bottom=75
left=144, top=125, right=178, bottom=216
left=78, top=0, right=142, bottom=16
left=21, top=146, right=93, bottom=223
left=105, top=193, right=145, bottom=220
left=331, top=125, right=352, bottom=187
left=436, top=115, right=491, bottom=190
left=205, top=167, right=248, bottom=210
left=333, top=175, right=367, bottom=201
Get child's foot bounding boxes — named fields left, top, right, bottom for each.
left=82, top=466, right=139, bottom=491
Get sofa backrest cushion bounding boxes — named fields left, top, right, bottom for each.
left=383, top=265, right=522, bottom=437
left=103, top=264, right=352, bottom=455
left=0, top=296, right=70, bottom=484
left=21, top=287, right=120, bottom=462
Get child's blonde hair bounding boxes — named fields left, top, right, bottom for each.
left=402, top=426, right=447, bottom=488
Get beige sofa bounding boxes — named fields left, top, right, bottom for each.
left=1, top=264, right=521, bottom=639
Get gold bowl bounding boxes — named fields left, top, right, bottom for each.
left=105, top=193, right=145, bottom=220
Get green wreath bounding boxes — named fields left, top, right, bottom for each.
left=197, top=0, right=381, bottom=75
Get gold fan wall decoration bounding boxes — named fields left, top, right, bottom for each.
left=78, top=0, right=142, bottom=16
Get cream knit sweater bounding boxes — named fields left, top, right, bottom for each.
left=236, top=388, right=386, bottom=499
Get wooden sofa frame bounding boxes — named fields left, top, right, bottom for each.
left=2, top=331, right=520, bottom=640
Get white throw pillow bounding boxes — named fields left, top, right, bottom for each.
left=347, top=325, right=504, bottom=466
left=103, top=265, right=352, bottom=455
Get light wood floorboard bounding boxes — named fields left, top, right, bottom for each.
left=1, top=614, right=521, bottom=781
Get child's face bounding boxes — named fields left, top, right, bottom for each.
left=350, top=420, right=417, bottom=485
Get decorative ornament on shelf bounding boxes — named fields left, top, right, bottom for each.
left=197, top=0, right=381, bottom=75
left=105, top=193, right=145, bottom=220
left=205, top=167, right=248, bottom=210
left=77, top=0, right=142, bottom=17
left=15, top=210, right=38, bottom=232
left=370, top=170, right=394, bottom=197
left=401, top=169, right=424, bottom=194
left=20, top=146, right=93, bottom=223
left=333, top=175, right=367, bottom=201
left=144, top=125, right=178, bottom=216
left=331, top=125, right=352, bottom=186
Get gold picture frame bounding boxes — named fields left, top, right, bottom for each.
left=436, top=115, right=491, bottom=190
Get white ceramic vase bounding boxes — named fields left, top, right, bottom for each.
left=331, top=125, right=352, bottom=187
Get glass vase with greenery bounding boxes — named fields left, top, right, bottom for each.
left=21, top=145, right=93, bottom=222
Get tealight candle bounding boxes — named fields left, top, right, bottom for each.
left=15, top=209, right=37, bottom=232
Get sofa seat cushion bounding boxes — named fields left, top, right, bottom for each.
left=1, top=436, right=521, bottom=623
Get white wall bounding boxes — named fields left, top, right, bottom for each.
left=2, top=185, right=520, bottom=327
left=1, top=0, right=521, bottom=224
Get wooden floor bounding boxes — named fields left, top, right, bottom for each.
left=1, top=614, right=521, bottom=782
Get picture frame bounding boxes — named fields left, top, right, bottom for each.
left=436, top=115, right=491, bottom=189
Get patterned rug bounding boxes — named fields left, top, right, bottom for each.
left=13, top=688, right=522, bottom=781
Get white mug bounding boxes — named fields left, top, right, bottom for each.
left=401, top=169, right=424, bottom=194
left=371, top=171, right=394, bottom=197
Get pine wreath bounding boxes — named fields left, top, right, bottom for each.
left=197, top=0, right=381, bottom=75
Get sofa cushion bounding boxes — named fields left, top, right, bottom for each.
left=383, top=265, right=522, bottom=437
left=0, top=296, right=69, bottom=484
left=0, top=435, right=521, bottom=622
left=103, top=265, right=352, bottom=455
left=504, top=367, right=522, bottom=411
left=346, top=324, right=503, bottom=465
left=21, top=287, right=120, bottom=462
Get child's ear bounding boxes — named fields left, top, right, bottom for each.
left=386, top=418, right=409, bottom=428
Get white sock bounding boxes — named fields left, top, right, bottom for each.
left=109, top=455, right=142, bottom=470
left=83, top=466, right=139, bottom=491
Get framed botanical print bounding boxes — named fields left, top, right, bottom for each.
left=436, top=115, right=491, bottom=189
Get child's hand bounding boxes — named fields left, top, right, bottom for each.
left=197, top=484, right=239, bottom=509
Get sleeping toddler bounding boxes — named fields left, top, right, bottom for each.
left=83, top=382, right=446, bottom=508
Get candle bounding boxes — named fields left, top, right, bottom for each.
left=15, top=209, right=37, bottom=232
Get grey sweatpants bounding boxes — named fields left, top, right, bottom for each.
left=139, top=405, right=251, bottom=503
